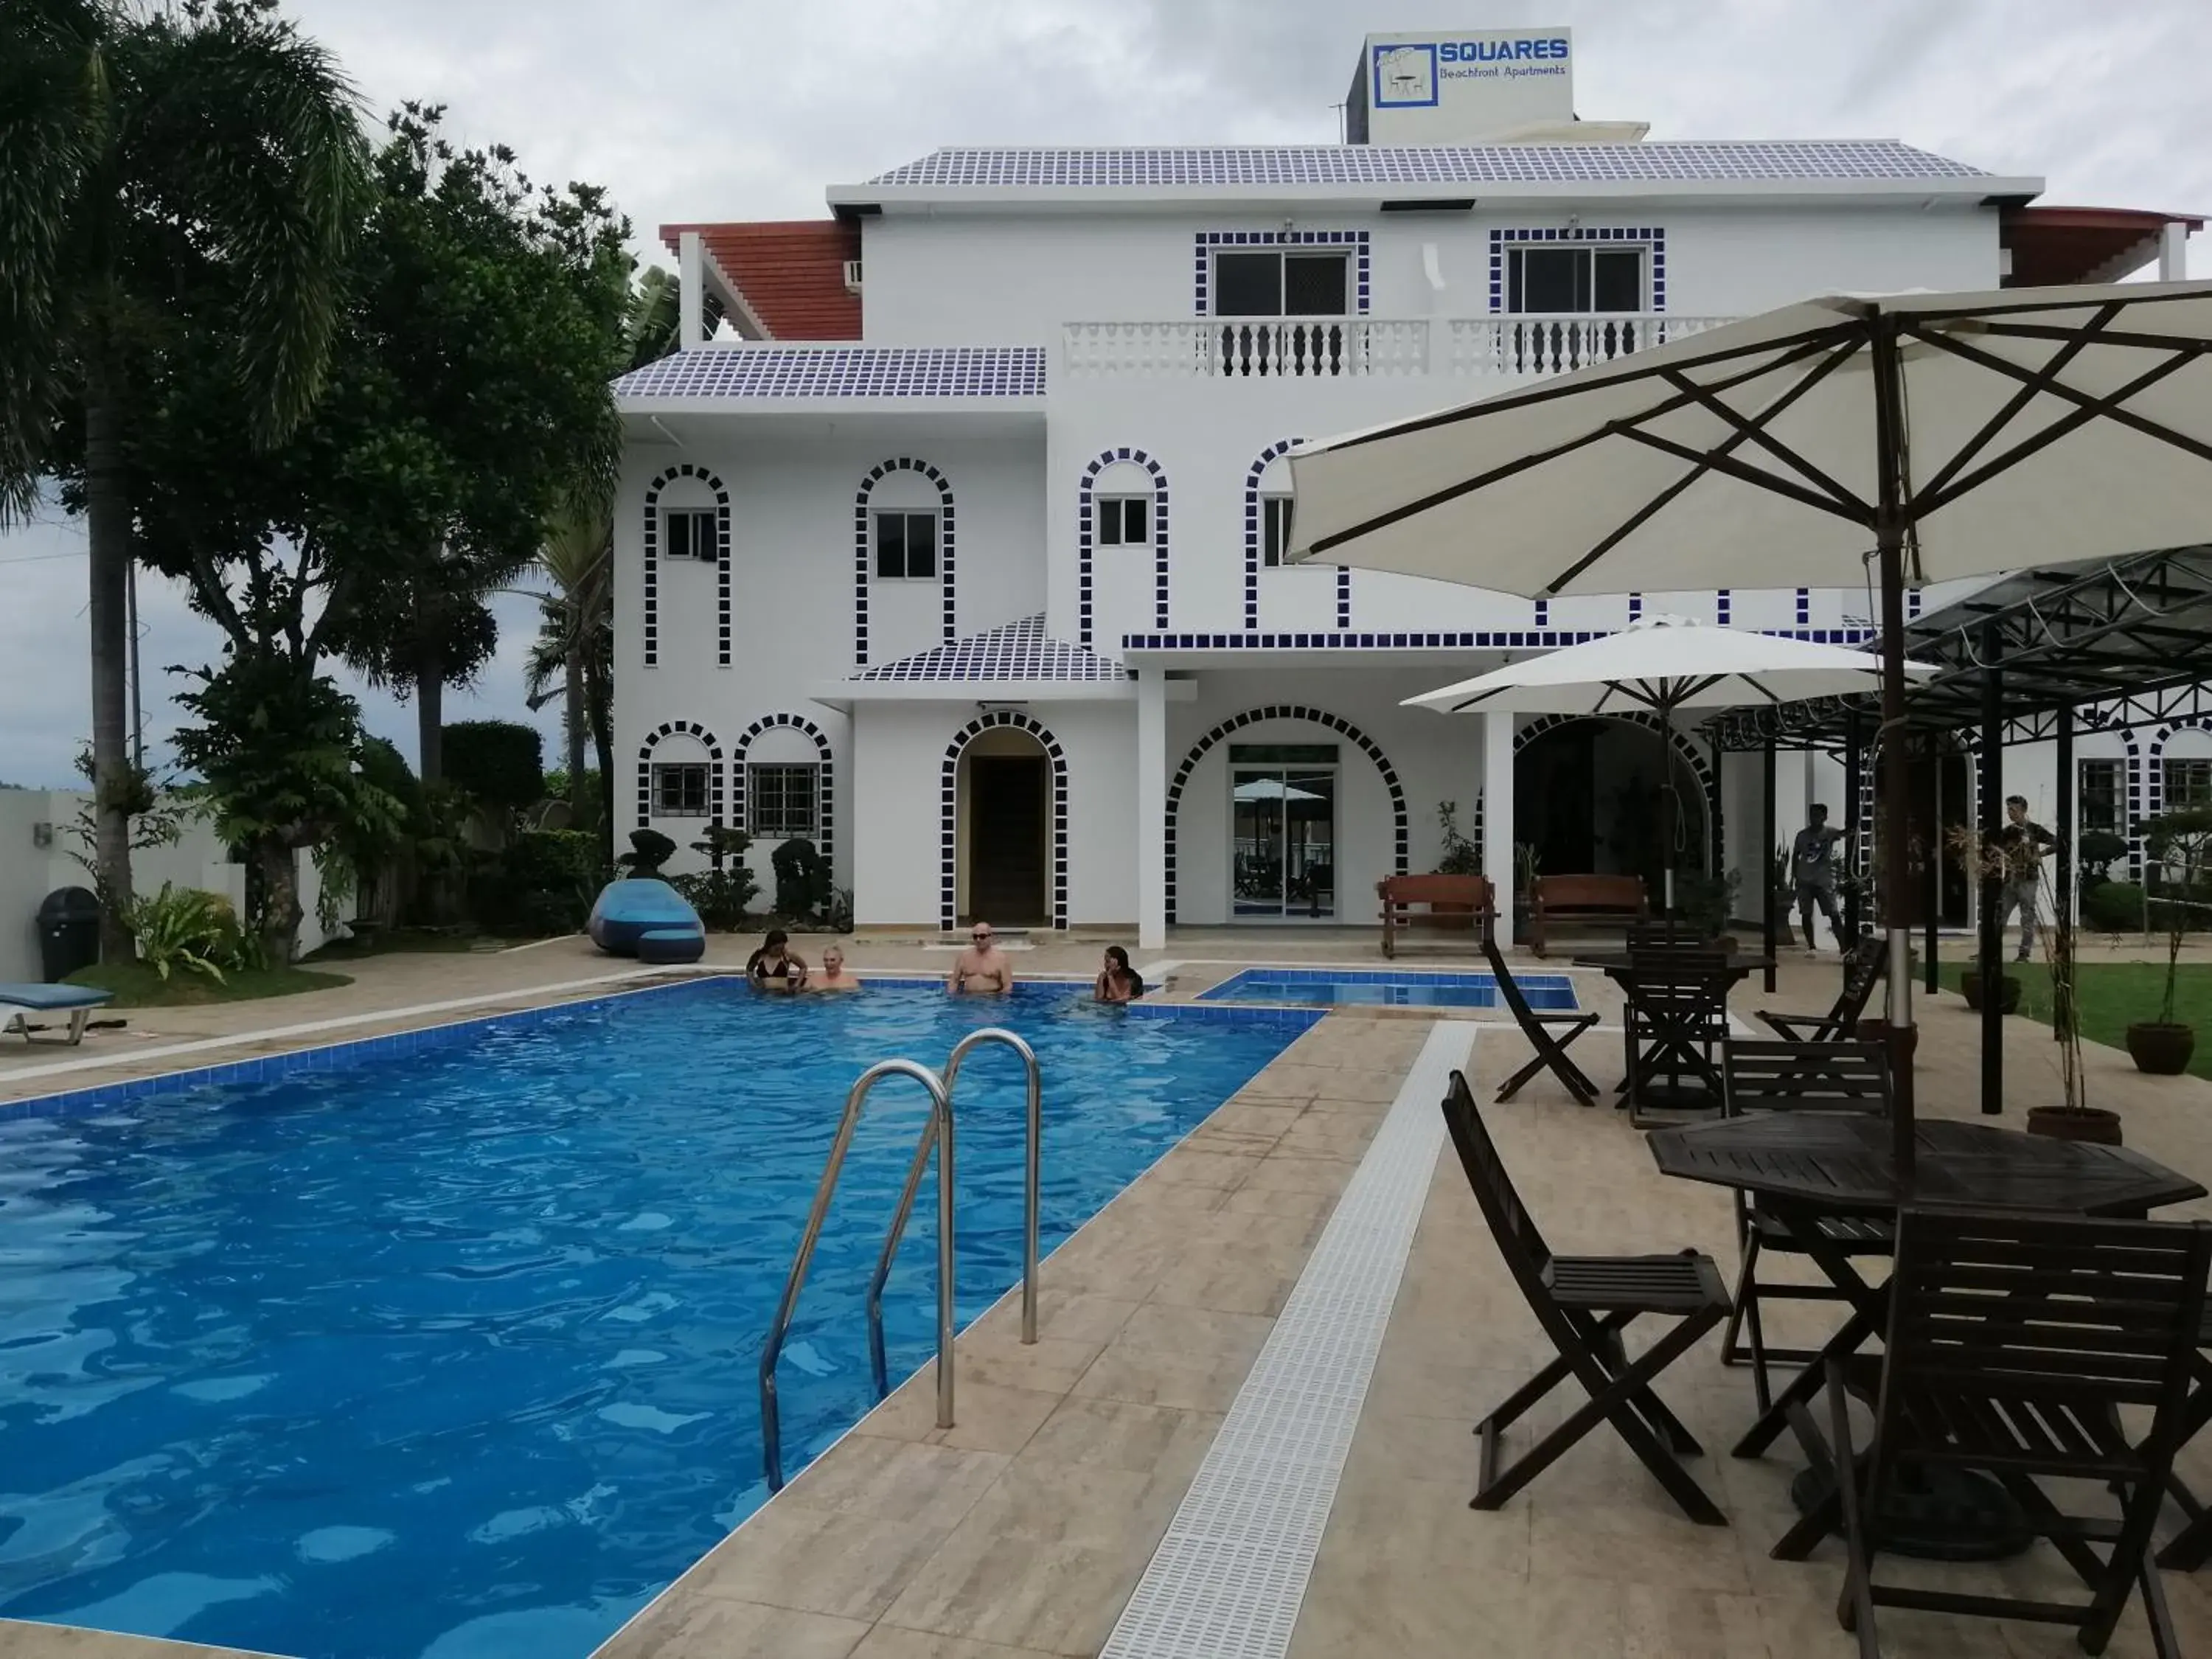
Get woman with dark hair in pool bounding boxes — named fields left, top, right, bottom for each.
left=745, top=929, right=809, bottom=992
left=1094, top=945, right=1145, bottom=1004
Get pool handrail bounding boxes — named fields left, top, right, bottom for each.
left=759, top=1056, right=954, bottom=1494
left=866, top=1027, right=1040, bottom=1400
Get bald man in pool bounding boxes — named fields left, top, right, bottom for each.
left=947, top=922, right=1014, bottom=994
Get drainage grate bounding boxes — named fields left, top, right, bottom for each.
left=1099, top=1020, right=1475, bottom=1659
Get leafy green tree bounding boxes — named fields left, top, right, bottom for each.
left=0, top=0, right=369, bottom=958
left=170, top=633, right=403, bottom=964
left=320, top=104, right=630, bottom=784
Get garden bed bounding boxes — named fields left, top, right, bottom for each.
left=1935, top=960, right=2212, bottom=1081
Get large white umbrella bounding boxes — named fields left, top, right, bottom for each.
left=1407, top=614, right=1936, bottom=911
left=1290, top=279, right=2212, bottom=1168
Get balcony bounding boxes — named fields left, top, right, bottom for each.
left=1061, top=314, right=1736, bottom=380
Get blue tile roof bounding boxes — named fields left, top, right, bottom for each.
left=615, top=347, right=1047, bottom=400
left=854, top=614, right=1128, bottom=683
left=860, top=142, right=1990, bottom=191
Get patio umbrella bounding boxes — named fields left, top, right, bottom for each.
left=1231, top=776, right=1325, bottom=802
left=1405, top=613, right=1936, bottom=915
left=1289, top=278, right=2212, bottom=1166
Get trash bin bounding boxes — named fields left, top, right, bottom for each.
left=37, top=886, right=102, bottom=983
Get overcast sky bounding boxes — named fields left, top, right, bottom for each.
left=4, top=0, right=2208, bottom=787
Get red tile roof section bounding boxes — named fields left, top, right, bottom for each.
left=2000, top=205, right=2202, bottom=288
left=661, top=220, right=862, bottom=340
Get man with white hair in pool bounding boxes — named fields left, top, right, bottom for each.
left=947, top=922, right=1014, bottom=995
left=809, top=945, right=862, bottom=992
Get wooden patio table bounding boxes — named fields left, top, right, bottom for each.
left=1575, top=950, right=1773, bottom=1113
left=1649, top=1113, right=2205, bottom=1559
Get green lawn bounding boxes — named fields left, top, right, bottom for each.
left=65, top=961, right=352, bottom=1008
left=1933, top=959, right=2211, bottom=1079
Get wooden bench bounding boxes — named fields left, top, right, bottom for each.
left=1377, top=874, right=1494, bottom=959
left=1528, top=873, right=1649, bottom=958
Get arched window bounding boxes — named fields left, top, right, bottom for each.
left=1078, top=448, right=1169, bottom=647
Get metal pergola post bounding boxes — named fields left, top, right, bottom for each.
left=1761, top=737, right=1778, bottom=990
left=1843, top=714, right=1863, bottom=945
left=1978, top=622, right=2005, bottom=1116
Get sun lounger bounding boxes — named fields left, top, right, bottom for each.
left=1, top=983, right=116, bottom=1046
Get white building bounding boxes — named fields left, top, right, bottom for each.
left=613, top=27, right=2197, bottom=947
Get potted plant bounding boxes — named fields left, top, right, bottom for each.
left=2020, top=856, right=2121, bottom=1143
left=1429, top=801, right=1483, bottom=929
left=2127, top=806, right=2211, bottom=1076
left=1676, top=866, right=1742, bottom=950
left=1946, top=826, right=2023, bottom=1014
left=1512, top=841, right=1540, bottom=942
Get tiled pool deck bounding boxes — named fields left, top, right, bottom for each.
left=10, top=932, right=2212, bottom=1658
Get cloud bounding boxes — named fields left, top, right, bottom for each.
left=7, top=0, right=2208, bottom=783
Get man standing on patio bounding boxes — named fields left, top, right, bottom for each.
left=1994, top=794, right=2059, bottom=962
left=1790, top=804, right=1847, bottom=954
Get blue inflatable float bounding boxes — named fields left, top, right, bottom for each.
left=588, top=879, right=706, bottom=962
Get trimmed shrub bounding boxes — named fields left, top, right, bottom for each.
left=618, top=829, right=677, bottom=877
left=442, top=721, right=544, bottom=811
left=2082, top=880, right=2146, bottom=933
left=771, top=838, right=832, bottom=919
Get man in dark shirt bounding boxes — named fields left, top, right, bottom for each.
left=1994, top=794, right=2058, bottom=961
left=1790, top=803, right=1846, bottom=953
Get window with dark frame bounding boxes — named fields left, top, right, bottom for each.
left=2079, top=759, right=2122, bottom=835
left=874, top=509, right=938, bottom=580
left=653, top=762, right=710, bottom=817
left=748, top=763, right=818, bottom=838
left=1096, top=495, right=1150, bottom=548
left=2166, top=757, right=2212, bottom=810
left=1506, top=244, right=1647, bottom=313
left=1214, top=250, right=1351, bottom=317
left=664, top=508, right=719, bottom=561
left=1260, top=495, right=1295, bottom=567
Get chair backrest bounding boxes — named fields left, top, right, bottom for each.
left=1380, top=873, right=1495, bottom=914
left=1722, top=1039, right=1891, bottom=1117
left=1441, top=1071, right=1554, bottom=1296
left=1828, top=934, right=1888, bottom=1026
left=1627, top=919, right=1716, bottom=952
left=1481, top=925, right=1556, bottom=1035
left=1534, top=874, right=1647, bottom=913
left=1626, top=949, right=1731, bottom=996
left=1883, top=1207, right=2211, bottom=1419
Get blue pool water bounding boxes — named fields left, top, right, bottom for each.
left=0, top=980, right=1304, bottom=1659
left=1197, top=967, right=1580, bottom=1010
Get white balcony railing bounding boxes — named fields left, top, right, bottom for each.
left=1061, top=314, right=1736, bottom=380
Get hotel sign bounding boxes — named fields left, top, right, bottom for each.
left=1360, top=28, right=1576, bottom=142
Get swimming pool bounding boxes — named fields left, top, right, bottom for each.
left=1197, top=967, right=1580, bottom=1010
left=0, top=979, right=1308, bottom=1659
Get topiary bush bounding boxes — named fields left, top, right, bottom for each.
left=771, top=838, right=832, bottom=920
left=2082, top=880, right=2146, bottom=933
left=442, top=721, right=545, bottom=813
left=618, top=829, right=677, bottom=878
left=669, top=825, right=759, bottom=931
left=495, top=829, right=604, bottom=935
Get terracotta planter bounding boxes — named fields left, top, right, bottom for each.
left=1960, top=970, right=2022, bottom=1015
left=2126, top=1021, right=2197, bottom=1077
left=1854, top=1019, right=1919, bottom=1068
left=2026, top=1105, right=2123, bottom=1145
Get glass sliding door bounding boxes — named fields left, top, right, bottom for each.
left=1228, top=744, right=1338, bottom=919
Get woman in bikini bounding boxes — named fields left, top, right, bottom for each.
left=1093, top=945, right=1145, bottom=1004
left=745, top=929, right=809, bottom=992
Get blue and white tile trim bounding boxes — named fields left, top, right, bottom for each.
left=852, top=614, right=1127, bottom=684
left=636, top=720, right=725, bottom=835
left=0, top=980, right=1321, bottom=1122
left=640, top=465, right=731, bottom=670
left=1489, top=225, right=1666, bottom=313
left=1195, top=232, right=1370, bottom=316
left=1079, top=448, right=1172, bottom=646
left=1517, top=712, right=1721, bottom=865
left=613, top=347, right=1047, bottom=401
left=1166, top=706, right=1408, bottom=927
left=864, top=142, right=1989, bottom=190
left=730, top=713, right=835, bottom=851
left=853, top=457, right=956, bottom=666
left=941, top=712, right=1070, bottom=933
left=1202, top=967, right=1573, bottom=990
left=1242, top=438, right=1304, bottom=632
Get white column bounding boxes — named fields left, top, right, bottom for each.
left=1138, top=669, right=1169, bottom=951
left=1482, top=709, right=1516, bottom=945
left=678, top=231, right=705, bottom=349
left=2161, top=220, right=2190, bottom=282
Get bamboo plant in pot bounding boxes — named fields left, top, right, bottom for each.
left=2023, top=860, right=2119, bottom=1143
left=1945, top=827, right=2023, bottom=1015
left=2128, top=805, right=2211, bottom=1076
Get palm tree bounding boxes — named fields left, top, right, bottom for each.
left=0, top=0, right=366, bottom=959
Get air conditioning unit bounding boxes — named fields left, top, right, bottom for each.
left=843, top=258, right=863, bottom=295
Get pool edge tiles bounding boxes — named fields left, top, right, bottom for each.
left=0, top=979, right=1325, bottom=1124
left=1196, top=967, right=1577, bottom=1012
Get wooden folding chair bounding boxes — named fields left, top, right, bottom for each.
left=1619, top=949, right=1732, bottom=1127
left=1481, top=925, right=1601, bottom=1106
left=1441, top=1072, right=1731, bottom=1525
left=1829, top=1206, right=2210, bottom=1659
left=1715, top=1039, right=1894, bottom=1412
left=1755, top=935, right=1885, bottom=1041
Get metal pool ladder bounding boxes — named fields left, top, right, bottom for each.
left=757, top=1029, right=1042, bottom=1493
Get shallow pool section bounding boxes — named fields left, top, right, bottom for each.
left=1197, top=967, right=1579, bottom=1010
left=0, top=980, right=1308, bottom=1659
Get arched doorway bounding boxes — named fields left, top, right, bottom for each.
left=1514, top=717, right=1708, bottom=894
left=957, top=726, right=1053, bottom=927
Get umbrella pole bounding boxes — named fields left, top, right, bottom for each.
left=1660, top=698, right=1678, bottom=938
left=1872, top=322, right=1916, bottom=1178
